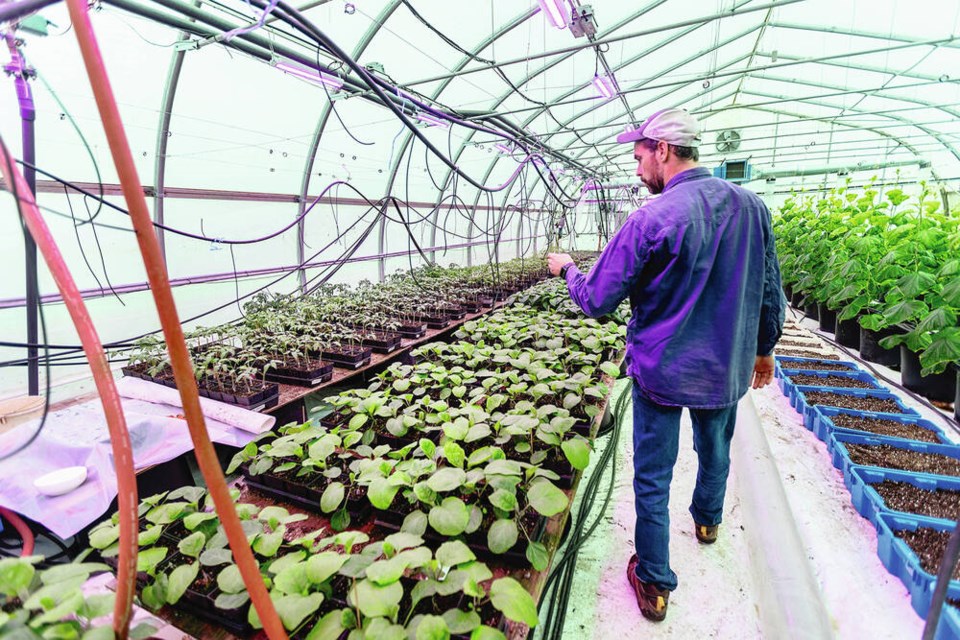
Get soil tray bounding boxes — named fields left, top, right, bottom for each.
left=263, top=361, right=334, bottom=387
left=844, top=443, right=960, bottom=478
left=830, top=413, right=941, bottom=444
left=241, top=467, right=370, bottom=521
left=322, top=346, right=373, bottom=369
left=874, top=480, right=960, bottom=522
left=781, top=361, right=858, bottom=372
left=802, top=391, right=906, bottom=414
left=778, top=349, right=840, bottom=360
left=894, top=527, right=960, bottom=581
left=391, top=321, right=427, bottom=339
left=780, top=339, right=822, bottom=348
left=784, top=372, right=879, bottom=389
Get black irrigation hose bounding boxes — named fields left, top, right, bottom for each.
left=535, top=379, right=630, bottom=640
left=924, top=518, right=960, bottom=640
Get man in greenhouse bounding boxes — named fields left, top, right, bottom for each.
left=547, top=107, right=784, bottom=622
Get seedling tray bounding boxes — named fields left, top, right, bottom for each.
left=849, top=465, right=960, bottom=528
left=782, top=369, right=882, bottom=392
left=241, top=467, right=370, bottom=521
left=876, top=512, right=960, bottom=618
left=374, top=508, right=547, bottom=567
left=828, top=431, right=960, bottom=484
left=122, top=368, right=279, bottom=410
left=774, top=355, right=861, bottom=378
left=322, top=347, right=373, bottom=369
left=263, top=362, right=334, bottom=387
left=390, top=321, right=427, bottom=339
left=360, top=332, right=403, bottom=354
left=793, top=386, right=918, bottom=430
left=813, top=406, right=949, bottom=445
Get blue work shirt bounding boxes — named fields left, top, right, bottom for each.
left=564, top=167, right=785, bottom=408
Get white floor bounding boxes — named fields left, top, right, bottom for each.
left=560, top=313, right=951, bottom=638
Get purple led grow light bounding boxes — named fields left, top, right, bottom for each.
left=591, top=74, right=616, bottom=99
left=276, top=62, right=344, bottom=90
left=536, top=0, right=569, bottom=29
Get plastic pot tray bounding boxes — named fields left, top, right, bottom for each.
left=813, top=406, right=950, bottom=445
left=827, top=431, right=960, bottom=485
left=792, top=386, right=918, bottom=431
left=876, top=512, right=960, bottom=619
left=774, top=355, right=861, bottom=378
left=779, top=369, right=884, bottom=405
left=848, top=465, right=960, bottom=529
left=263, top=362, right=334, bottom=387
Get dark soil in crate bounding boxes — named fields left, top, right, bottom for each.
left=845, top=443, right=960, bottom=478
left=803, top=391, right=904, bottom=414
left=894, top=527, right=960, bottom=581
left=788, top=373, right=876, bottom=389
left=784, top=361, right=856, bottom=372
left=779, top=349, right=840, bottom=360
left=874, top=480, right=960, bottom=521
left=831, top=414, right=940, bottom=443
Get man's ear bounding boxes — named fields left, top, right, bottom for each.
left=657, top=140, right=670, bottom=162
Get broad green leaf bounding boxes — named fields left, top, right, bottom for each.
left=402, top=510, right=429, bottom=536
left=39, top=562, right=109, bottom=586
left=215, top=591, right=249, bottom=610
left=137, top=525, right=163, bottom=547
left=561, top=439, right=591, bottom=471
left=184, top=512, right=217, bottom=531
left=562, top=393, right=582, bottom=410
left=88, top=525, right=119, bottom=550
left=420, top=438, right=437, bottom=458
left=489, top=577, right=538, bottom=627
left=306, top=552, right=349, bottom=584
left=488, top=489, right=518, bottom=512
left=415, top=615, right=450, bottom=640
left=177, top=531, right=206, bottom=559
left=436, top=540, right=475, bottom=568
left=527, top=480, right=569, bottom=517
left=427, top=468, right=466, bottom=492
left=274, top=562, right=310, bottom=595
left=199, top=548, right=233, bottom=567
left=428, top=498, right=471, bottom=536
left=253, top=530, right=284, bottom=557
left=165, top=562, right=199, bottom=605
left=443, top=608, right=481, bottom=634
left=470, top=627, right=506, bottom=640
left=365, top=557, right=407, bottom=586
left=348, top=414, right=369, bottom=430
left=274, top=593, right=324, bottom=631
left=383, top=532, right=424, bottom=554
left=0, top=559, right=35, bottom=596
left=321, top=482, right=345, bottom=514
left=348, top=578, right=403, bottom=618
left=304, top=609, right=346, bottom=640
left=368, top=477, right=401, bottom=510
left=268, top=551, right=306, bottom=575
left=525, top=541, right=549, bottom=571
left=216, top=564, right=245, bottom=594
left=487, top=519, right=518, bottom=554
left=599, top=361, right=621, bottom=378
left=137, top=547, right=168, bottom=574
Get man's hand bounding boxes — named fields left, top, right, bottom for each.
left=751, top=355, right=775, bottom=389
left=547, top=253, right=574, bottom=277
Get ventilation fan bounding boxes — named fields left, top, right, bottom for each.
left=716, top=129, right=742, bottom=153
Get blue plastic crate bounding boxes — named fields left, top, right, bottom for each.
left=794, top=386, right=919, bottom=431
left=781, top=370, right=885, bottom=408
left=775, top=355, right=861, bottom=376
left=849, top=465, right=960, bottom=528
left=829, top=431, right=960, bottom=485
left=876, top=512, right=960, bottom=618
left=814, top=406, right=951, bottom=445
left=935, top=605, right=960, bottom=640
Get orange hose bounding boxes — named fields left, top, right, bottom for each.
left=63, top=2, right=287, bottom=638
left=0, top=506, right=35, bottom=557
left=0, top=145, right=138, bottom=638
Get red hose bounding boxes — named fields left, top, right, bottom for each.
left=0, top=146, right=138, bottom=637
left=63, top=2, right=287, bottom=638
left=0, top=506, right=35, bottom=557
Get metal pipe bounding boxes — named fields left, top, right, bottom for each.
left=5, top=34, right=39, bottom=396
left=154, top=38, right=191, bottom=263
left=0, top=0, right=60, bottom=23
left=0, top=234, right=543, bottom=310
left=754, top=159, right=926, bottom=179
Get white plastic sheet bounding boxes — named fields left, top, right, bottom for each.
left=0, top=384, right=272, bottom=538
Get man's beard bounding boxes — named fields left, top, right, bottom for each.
left=642, top=171, right=664, bottom=195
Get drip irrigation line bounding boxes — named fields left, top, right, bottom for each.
left=536, top=379, right=630, bottom=640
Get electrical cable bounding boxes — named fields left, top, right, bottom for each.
left=0, top=507, right=35, bottom=557
left=923, top=518, right=960, bottom=640
left=0, top=132, right=139, bottom=640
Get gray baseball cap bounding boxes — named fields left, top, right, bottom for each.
left=616, top=108, right=701, bottom=147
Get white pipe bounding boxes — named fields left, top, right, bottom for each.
left=732, top=393, right=835, bottom=639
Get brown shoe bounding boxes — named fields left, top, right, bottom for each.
left=626, top=555, right=669, bottom=622
left=695, top=522, right=719, bottom=544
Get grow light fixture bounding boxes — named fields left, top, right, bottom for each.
left=536, top=0, right=569, bottom=29
left=494, top=142, right=513, bottom=155
left=275, top=62, right=344, bottom=91
left=591, top=74, right=616, bottom=100
left=415, top=111, right=450, bottom=129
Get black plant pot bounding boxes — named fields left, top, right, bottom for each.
left=835, top=315, right=861, bottom=349
left=900, top=346, right=957, bottom=402
left=783, top=284, right=794, bottom=301
left=817, top=304, right=837, bottom=334
left=859, top=325, right=901, bottom=369
left=955, top=368, right=960, bottom=423
left=791, top=291, right=804, bottom=308
left=803, top=302, right=819, bottom=321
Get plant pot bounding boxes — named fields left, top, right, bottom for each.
left=817, top=304, right=837, bottom=334
left=783, top=284, right=793, bottom=300
left=790, top=291, right=804, bottom=307
left=859, top=326, right=901, bottom=369
left=955, top=367, right=960, bottom=423
left=900, top=346, right=957, bottom=402
left=803, top=302, right=819, bottom=320
left=835, top=314, right=861, bottom=349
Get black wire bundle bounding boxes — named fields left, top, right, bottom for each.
left=535, top=380, right=631, bottom=640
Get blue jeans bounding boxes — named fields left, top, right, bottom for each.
left=631, top=383, right=738, bottom=591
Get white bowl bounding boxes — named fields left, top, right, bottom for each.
left=34, top=466, right=88, bottom=497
